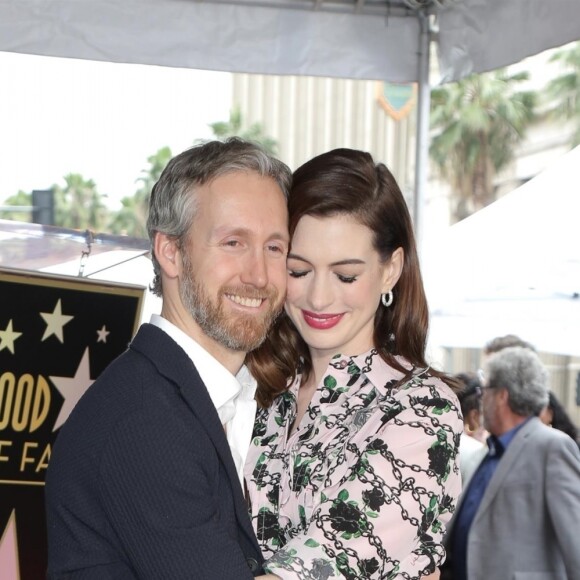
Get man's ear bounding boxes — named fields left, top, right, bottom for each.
left=497, top=387, right=510, bottom=407
left=153, top=232, right=180, bottom=279
left=381, top=247, right=404, bottom=293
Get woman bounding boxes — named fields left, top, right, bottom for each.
left=246, top=148, right=462, bottom=579
left=454, top=372, right=486, bottom=482
left=540, top=391, right=580, bottom=449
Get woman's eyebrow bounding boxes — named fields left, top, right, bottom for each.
left=287, top=254, right=365, bottom=267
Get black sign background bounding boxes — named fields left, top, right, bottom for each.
left=0, top=268, right=143, bottom=580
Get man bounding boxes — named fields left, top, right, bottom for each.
left=45, top=138, right=291, bottom=579
left=442, top=347, right=580, bottom=580
left=482, top=333, right=536, bottom=357
left=484, top=335, right=580, bottom=448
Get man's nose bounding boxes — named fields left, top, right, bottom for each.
left=240, top=249, right=268, bottom=288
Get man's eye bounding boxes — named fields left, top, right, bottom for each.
left=268, top=244, right=286, bottom=254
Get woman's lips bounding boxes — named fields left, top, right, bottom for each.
left=302, top=310, right=344, bottom=329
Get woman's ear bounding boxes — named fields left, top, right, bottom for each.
left=467, top=408, right=481, bottom=432
left=153, top=232, right=180, bottom=279
left=382, top=247, right=404, bottom=293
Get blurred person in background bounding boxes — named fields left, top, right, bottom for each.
left=485, top=333, right=580, bottom=449
left=482, top=334, right=536, bottom=357
left=455, top=373, right=486, bottom=482
left=540, top=390, right=580, bottom=450
left=442, top=347, right=580, bottom=580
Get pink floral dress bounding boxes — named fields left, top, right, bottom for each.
left=245, top=349, right=462, bottom=579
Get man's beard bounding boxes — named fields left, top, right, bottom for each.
left=179, top=251, right=283, bottom=352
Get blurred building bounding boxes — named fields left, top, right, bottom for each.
left=231, top=47, right=580, bottom=425
left=233, top=73, right=417, bottom=197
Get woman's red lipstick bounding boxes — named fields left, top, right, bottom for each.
left=302, top=310, right=344, bottom=329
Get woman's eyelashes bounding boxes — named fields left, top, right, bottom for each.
left=288, top=269, right=309, bottom=279
left=336, top=274, right=357, bottom=284
left=287, top=268, right=358, bottom=284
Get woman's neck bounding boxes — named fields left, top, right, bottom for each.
left=309, top=351, right=336, bottom=390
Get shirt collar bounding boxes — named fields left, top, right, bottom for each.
left=496, top=416, right=532, bottom=450
left=291, top=349, right=424, bottom=401
left=149, top=314, right=256, bottom=410
left=343, top=350, right=424, bottom=396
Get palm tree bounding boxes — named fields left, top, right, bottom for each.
left=53, top=174, right=109, bottom=230
left=0, top=190, right=33, bottom=222
left=208, top=107, right=278, bottom=154
left=108, top=113, right=277, bottom=237
left=547, top=41, right=580, bottom=146
left=108, top=147, right=172, bottom=237
left=430, top=69, right=536, bottom=221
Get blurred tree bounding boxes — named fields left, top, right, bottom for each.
left=53, top=174, right=109, bottom=230
left=547, top=41, right=580, bottom=146
left=208, top=106, right=278, bottom=154
left=0, top=190, right=32, bottom=222
left=106, top=110, right=276, bottom=237
left=430, top=69, right=536, bottom=222
left=108, top=146, right=172, bottom=237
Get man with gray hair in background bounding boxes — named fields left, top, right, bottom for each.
left=46, top=138, right=289, bottom=579
left=441, top=346, right=580, bottom=580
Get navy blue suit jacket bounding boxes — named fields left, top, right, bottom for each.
left=46, top=323, right=264, bottom=579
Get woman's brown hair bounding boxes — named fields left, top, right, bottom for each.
left=247, top=148, right=455, bottom=408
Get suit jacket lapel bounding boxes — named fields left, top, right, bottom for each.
left=130, top=324, right=259, bottom=551
left=473, top=418, right=538, bottom=522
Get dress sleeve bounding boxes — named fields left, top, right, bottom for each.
left=263, top=382, right=462, bottom=580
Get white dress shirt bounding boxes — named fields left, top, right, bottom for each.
left=150, top=314, right=257, bottom=489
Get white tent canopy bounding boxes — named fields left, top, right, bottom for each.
left=1, top=0, right=579, bottom=82
left=2, top=0, right=579, bottom=248
left=424, top=146, right=580, bottom=356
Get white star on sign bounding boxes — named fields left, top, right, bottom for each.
left=50, top=347, right=94, bottom=431
left=96, top=325, right=110, bottom=343
left=40, top=299, right=74, bottom=343
left=0, top=320, right=22, bottom=354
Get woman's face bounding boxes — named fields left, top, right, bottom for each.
left=285, top=213, right=402, bottom=360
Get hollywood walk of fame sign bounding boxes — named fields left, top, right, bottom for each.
left=0, top=268, right=144, bottom=580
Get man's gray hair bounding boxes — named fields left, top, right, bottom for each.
left=485, top=346, right=549, bottom=417
left=147, top=138, right=292, bottom=296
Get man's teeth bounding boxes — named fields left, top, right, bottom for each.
left=228, top=295, right=263, bottom=307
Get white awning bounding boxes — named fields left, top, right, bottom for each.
left=0, top=0, right=578, bottom=82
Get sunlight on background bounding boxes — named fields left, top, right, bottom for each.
left=0, top=51, right=232, bottom=208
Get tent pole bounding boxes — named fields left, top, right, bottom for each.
left=413, top=10, right=432, bottom=259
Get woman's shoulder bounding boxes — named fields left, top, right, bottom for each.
left=366, top=359, right=461, bottom=428
left=366, top=355, right=457, bottom=399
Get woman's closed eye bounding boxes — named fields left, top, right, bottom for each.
left=288, top=269, right=309, bottom=278
left=288, top=269, right=358, bottom=283
left=336, top=274, right=357, bottom=283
